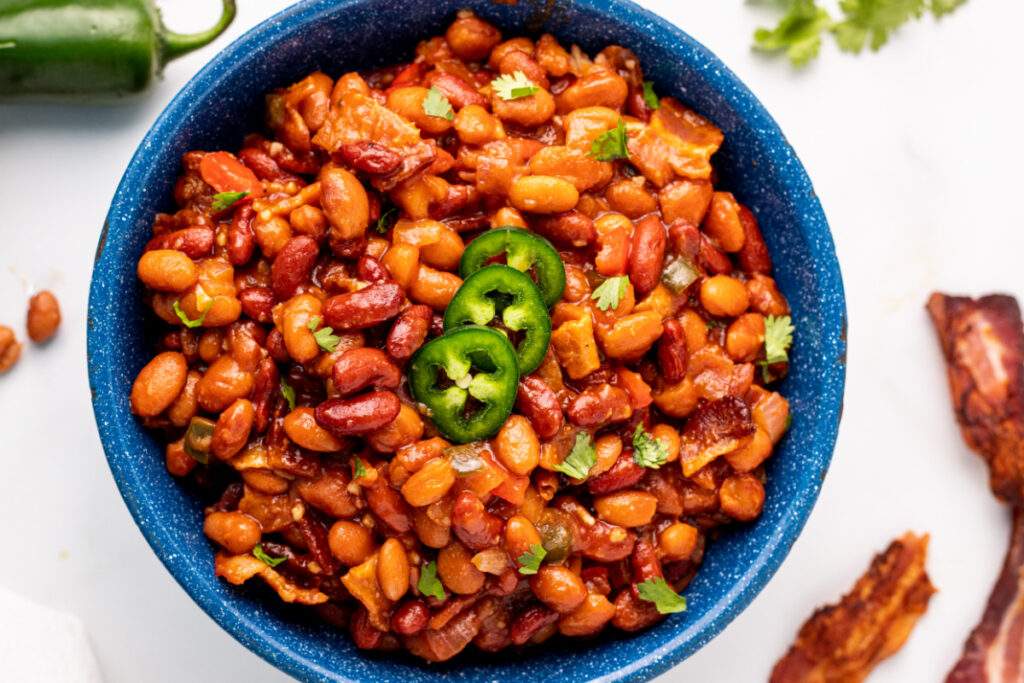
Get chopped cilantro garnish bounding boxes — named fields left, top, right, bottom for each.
left=632, top=424, right=669, bottom=469
left=307, top=316, right=341, bottom=353
left=253, top=544, right=287, bottom=568
left=417, top=560, right=446, bottom=600
left=554, top=433, right=596, bottom=480
left=173, top=301, right=208, bottom=329
left=591, top=275, right=629, bottom=312
left=422, top=86, right=455, bottom=120
left=637, top=577, right=687, bottom=614
left=280, top=379, right=296, bottom=411
left=642, top=81, right=660, bottom=110
left=491, top=71, right=540, bottom=100
left=210, top=190, right=249, bottom=213
left=516, top=544, right=548, bottom=575
left=589, top=119, right=629, bottom=161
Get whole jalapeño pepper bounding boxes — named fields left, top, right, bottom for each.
left=409, top=326, right=520, bottom=444
left=460, top=227, right=566, bottom=307
left=444, top=265, right=552, bottom=375
left=0, top=0, right=236, bottom=98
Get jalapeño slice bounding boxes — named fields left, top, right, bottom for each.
left=459, top=227, right=566, bottom=307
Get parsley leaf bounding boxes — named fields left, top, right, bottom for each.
left=554, top=433, right=596, bottom=480
left=590, top=119, right=629, bottom=161
left=422, top=86, right=455, bottom=121
left=591, top=275, right=629, bottom=311
left=632, top=424, right=669, bottom=469
left=353, top=457, right=367, bottom=479
left=211, top=190, right=249, bottom=213
left=491, top=71, right=540, bottom=100
left=516, top=543, right=548, bottom=575
left=763, top=315, right=795, bottom=364
left=418, top=560, right=446, bottom=600
left=280, top=379, right=296, bottom=411
left=253, top=544, right=287, bottom=568
left=375, top=204, right=398, bottom=234
left=642, top=81, right=660, bottom=110
left=173, top=301, right=209, bottom=329
left=637, top=578, right=687, bottom=614
left=307, top=316, right=341, bottom=353
left=753, top=0, right=833, bottom=67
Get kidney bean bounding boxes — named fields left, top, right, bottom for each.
left=429, top=184, right=480, bottom=221
left=667, top=220, right=701, bottom=261
left=315, top=391, right=401, bottom=436
left=332, top=347, right=401, bottom=395
left=451, top=490, right=503, bottom=551
left=657, top=318, right=688, bottom=383
left=329, top=235, right=368, bottom=259
left=365, top=480, right=414, bottom=533
left=567, top=383, right=632, bottom=428
left=296, top=514, right=339, bottom=576
left=427, top=72, right=488, bottom=109
left=509, top=605, right=560, bottom=645
left=736, top=205, right=772, bottom=274
left=145, top=227, right=214, bottom=259
left=386, top=304, right=432, bottom=362
left=250, top=358, right=279, bottom=434
left=580, top=519, right=636, bottom=562
left=532, top=210, right=595, bottom=248
left=239, top=146, right=292, bottom=182
left=392, top=599, right=430, bottom=635
left=338, top=141, right=402, bottom=176
left=350, top=607, right=386, bottom=650
left=628, top=215, right=666, bottom=295
left=238, top=286, right=275, bottom=324
left=227, top=205, right=256, bottom=266
left=356, top=255, right=392, bottom=284
left=271, top=236, right=319, bottom=300
left=698, top=235, right=731, bottom=275
left=630, top=539, right=664, bottom=584
left=323, top=283, right=403, bottom=330
left=516, top=375, right=563, bottom=440
left=266, top=328, right=289, bottom=363
left=587, top=449, right=644, bottom=495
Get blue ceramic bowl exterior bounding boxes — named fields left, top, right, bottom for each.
left=87, top=0, right=846, bottom=680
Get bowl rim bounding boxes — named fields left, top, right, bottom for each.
left=88, top=0, right=847, bottom=681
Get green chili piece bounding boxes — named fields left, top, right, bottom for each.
left=408, top=326, right=519, bottom=444
left=0, top=0, right=237, bottom=99
left=443, top=265, right=551, bottom=375
left=459, top=227, right=566, bottom=307
left=183, top=416, right=215, bottom=464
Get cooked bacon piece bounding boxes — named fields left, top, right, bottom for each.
left=770, top=533, right=935, bottom=683
left=214, top=553, right=328, bottom=605
left=948, top=508, right=1024, bottom=683
left=927, top=293, right=1024, bottom=505
left=627, top=98, right=724, bottom=186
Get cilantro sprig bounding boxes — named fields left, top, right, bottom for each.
left=516, top=544, right=548, bottom=575
left=554, top=433, right=596, bottom=480
left=211, top=190, right=249, bottom=213
left=353, top=457, right=367, bottom=479
left=422, top=86, right=454, bottom=121
left=637, top=577, right=687, bottom=614
left=418, top=560, right=446, bottom=600
left=642, top=81, right=660, bottom=111
left=753, top=0, right=969, bottom=67
left=173, top=301, right=209, bottom=329
left=375, top=203, right=399, bottom=234
left=760, top=315, right=795, bottom=382
left=307, top=316, right=341, bottom=353
left=591, top=275, right=629, bottom=312
left=633, top=424, right=669, bottom=469
left=491, top=71, right=540, bottom=100
left=589, top=119, right=629, bottom=162
left=253, top=544, right=287, bottom=568
left=280, top=379, right=296, bottom=411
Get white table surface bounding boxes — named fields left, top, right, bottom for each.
left=1, top=1, right=1021, bottom=680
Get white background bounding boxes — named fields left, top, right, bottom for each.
left=1, top=1, right=1021, bottom=680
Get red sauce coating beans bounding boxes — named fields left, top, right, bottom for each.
left=128, top=10, right=794, bottom=662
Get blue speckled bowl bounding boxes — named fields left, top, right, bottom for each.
left=87, top=0, right=846, bottom=680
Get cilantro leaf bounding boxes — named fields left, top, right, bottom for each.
left=422, top=86, right=455, bottom=121
left=491, top=71, right=540, bottom=100
left=591, top=275, right=629, bottom=311
left=253, top=544, right=287, bottom=568
left=554, top=433, right=596, bottom=480
left=516, top=543, right=548, bottom=575
left=637, top=578, right=687, bottom=614
left=417, top=560, right=446, bottom=600
left=642, top=81, right=660, bottom=110
left=589, top=119, right=629, bottom=161
left=211, top=190, right=249, bottom=213
left=280, top=379, right=296, bottom=411
left=307, top=316, right=341, bottom=353
left=763, top=315, right=795, bottom=364
left=353, top=457, right=367, bottom=479
left=930, top=0, right=966, bottom=17
left=833, top=0, right=925, bottom=53
left=632, top=424, right=669, bottom=469
left=173, top=301, right=209, bottom=329
left=375, top=204, right=398, bottom=234
left=753, top=0, right=834, bottom=67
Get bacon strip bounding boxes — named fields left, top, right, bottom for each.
left=927, top=293, right=1024, bottom=504
left=770, top=533, right=935, bottom=683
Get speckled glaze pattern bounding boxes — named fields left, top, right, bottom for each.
left=87, top=0, right=846, bottom=680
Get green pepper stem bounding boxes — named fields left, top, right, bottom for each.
left=160, top=0, right=237, bottom=64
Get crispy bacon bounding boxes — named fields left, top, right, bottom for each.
left=770, top=533, right=935, bottom=683
left=214, top=553, right=328, bottom=605
left=927, top=293, right=1024, bottom=505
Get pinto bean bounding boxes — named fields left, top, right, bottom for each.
left=197, top=356, right=254, bottom=413
left=331, top=347, right=401, bottom=395
left=130, top=351, right=188, bottom=417
left=203, top=511, right=261, bottom=554
left=26, top=290, right=61, bottom=343
left=320, top=165, right=369, bottom=241
left=386, top=304, right=432, bottom=361
left=271, top=236, right=319, bottom=300
left=530, top=566, right=587, bottom=614
left=210, top=398, right=255, bottom=460
left=137, top=249, right=197, bottom=293
left=515, top=376, right=563, bottom=440
left=628, top=215, right=666, bottom=295
left=323, top=283, right=404, bottom=330
left=145, top=227, right=214, bottom=259
left=315, top=391, right=401, bottom=436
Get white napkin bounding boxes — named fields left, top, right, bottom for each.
left=0, top=585, right=103, bottom=682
